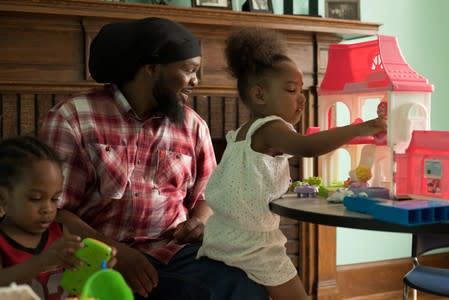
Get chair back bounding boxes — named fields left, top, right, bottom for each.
left=412, top=233, right=449, bottom=257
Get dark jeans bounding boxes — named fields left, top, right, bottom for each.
left=134, top=243, right=268, bottom=300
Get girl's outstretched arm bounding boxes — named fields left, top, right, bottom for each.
left=256, top=118, right=387, bottom=157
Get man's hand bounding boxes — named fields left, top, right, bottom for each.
left=173, top=217, right=205, bottom=244
left=115, top=243, right=159, bottom=298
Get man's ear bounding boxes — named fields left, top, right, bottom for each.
left=143, top=64, right=157, bottom=76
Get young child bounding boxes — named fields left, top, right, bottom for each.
left=197, top=28, right=387, bottom=300
left=0, top=136, right=86, bottom=299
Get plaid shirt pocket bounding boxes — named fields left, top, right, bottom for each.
left=87, top=143, right=129, bottom=199
left=155, top=149, right=193, bottom=194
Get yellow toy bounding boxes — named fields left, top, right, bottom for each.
left=355, top=165, right=372, bottom=185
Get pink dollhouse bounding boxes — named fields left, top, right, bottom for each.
left=316, top=34, right=442, bottom=198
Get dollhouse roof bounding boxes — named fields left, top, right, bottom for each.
left=319, top=35, right=434, bottom=95
left=406, top=131, right=449, bottom=154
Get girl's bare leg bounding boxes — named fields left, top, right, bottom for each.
left=265, top=276, right=308, bottom=300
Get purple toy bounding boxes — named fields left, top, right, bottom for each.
left=294, top=184, right=319, bottom=198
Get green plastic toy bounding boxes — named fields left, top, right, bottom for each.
left=60, top=238, right=112, bottom=295
left=80, top=269, right=133, bottom=300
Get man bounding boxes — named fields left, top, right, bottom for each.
left=40, top=17, right=268, bottom=299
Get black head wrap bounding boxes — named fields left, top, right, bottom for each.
left=89, top=17, right=201, bottom=84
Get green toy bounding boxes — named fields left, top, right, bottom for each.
left=80, top=269, right=134, bottom=300
left=60, top=238, right=112, bottom=295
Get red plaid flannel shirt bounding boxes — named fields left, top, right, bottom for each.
left=40, top=84, right=216, bottom=263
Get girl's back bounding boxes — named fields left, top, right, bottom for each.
left=205, top=116, right=294, bottom=231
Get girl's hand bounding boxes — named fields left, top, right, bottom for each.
left=39, top=232, right=84, bottom=271
left=357, top=118, right=387, bottom=137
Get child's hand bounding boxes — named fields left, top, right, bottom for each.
left=356, top=117, right=387, bottom=137
left=39, top=232, right=84, bottom=271
left=107, top=246, right=118, bottom=268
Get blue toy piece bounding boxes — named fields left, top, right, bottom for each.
left=371, top=199, right=449, bottom=226
left=344, top=196, right=449, bottom=226
left=343, top=195, right=383, bottom=214
left=348, top=187, right=389, bottom=199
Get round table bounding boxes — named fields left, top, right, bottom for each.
left=270, top=194, right=449, bottom=233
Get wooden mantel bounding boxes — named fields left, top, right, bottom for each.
left=0, top=2, right=381, bottom=299
left=0, top=0, right=380, bottom=89
left=0, top=0, right=379, bottom=37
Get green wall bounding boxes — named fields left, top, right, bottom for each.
left=361, top=0, right=449, bottom=131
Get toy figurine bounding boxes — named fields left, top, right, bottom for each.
left=377, top=101, right=388, bottom=120
left=354, top=165, right=372, bottom=187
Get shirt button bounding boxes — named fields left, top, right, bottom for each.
left=105, top=146, right=111, bottom=151
left=137, top=160, right=141, bottom=165
left=134, top=192, right=140, bottom=197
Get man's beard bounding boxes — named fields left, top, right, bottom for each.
left=153, top=78, right=185, bottom=125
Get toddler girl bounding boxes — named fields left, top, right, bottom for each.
left=197, top=28, right=386, bottom=300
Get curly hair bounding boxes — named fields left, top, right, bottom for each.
left=224, top=27, right=291, bottom=103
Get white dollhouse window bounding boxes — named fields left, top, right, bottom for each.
left=361, top=98, right=382, bottom=120
left=335, top=101, right=350, bottom=126
left=406, top=104, right=427, bottom=137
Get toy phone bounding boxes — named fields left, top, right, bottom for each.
left=60, top=238, right=112, bottom=295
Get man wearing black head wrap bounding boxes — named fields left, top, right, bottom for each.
left=89, top=17, right=202, bottom=124
left=40, top=17, right=267, bottom=300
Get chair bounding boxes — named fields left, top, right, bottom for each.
left=403, top=233, right=449, bottom=300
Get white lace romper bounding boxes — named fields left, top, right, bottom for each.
left=197, top=116, right=297, bottom=286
